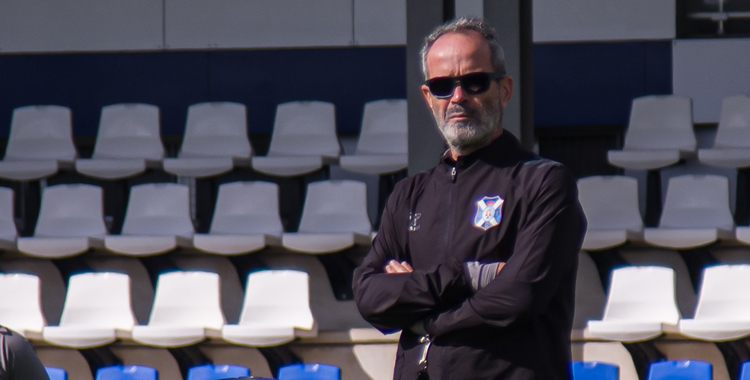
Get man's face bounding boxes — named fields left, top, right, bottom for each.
left=421, top=31, right=513, bottom=154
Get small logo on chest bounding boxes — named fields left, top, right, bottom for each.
left=473, top=196, right=504, bottom=231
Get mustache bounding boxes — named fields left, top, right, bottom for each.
left=445, top=104, right=478, bottom=119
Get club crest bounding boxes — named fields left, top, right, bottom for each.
left=473, top=196, right=504, bottom=231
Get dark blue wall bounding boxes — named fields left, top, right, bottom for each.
left=0, top=47, right=407, bottom=137
left=533, top=41, right=672, bottom=126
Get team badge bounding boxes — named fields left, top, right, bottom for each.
left=473, top=196, right=504, bottom=231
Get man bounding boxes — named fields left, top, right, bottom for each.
left=352, top=17, right=586, bottom=380
left=0, top=327, right=51, bottom=379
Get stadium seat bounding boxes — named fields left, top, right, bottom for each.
left=352, top=343, right=398, bottom=380
left=339, top=99, right=408, bottom=175
left=607, top=95, right=695, bottom=171
left=0, top=105, right=77, bottom=181
left=281, top=180, right=372, bottom=254
left=96, top=365, right=158, bottom=380
left=132, top=271, right=224, bottom=347
left=187, top=364, right=250, bottom=380
left=580, top=342, right=639, bottom=380
left=647, top=360, right=711, bottom=380
left=0, top=273, right=45, bottom=337
left=278, top=363, right=340, bottom=380
left=251, top=101, right=340, bottom=177
left=0, top=187, right=17, bottom=250
left=698, top=95, right=750, bottom=169
left=45, top=367, right=67, bottom=380
left=678, top=264, right=750, bottom=341
left=75, top=103, right=163, bottom=180
left=572, top=252, right=606, bottom=338
left=42, top=272, right=136, bottom=348
left=577, top=176, right=643, bottom=251
left=586, top=266, right=680, bottom=342
left=192, top=181, right=283, bottom=255
left=643, top=175, right=734, bottom=249
left=740, top=361, right=750, bottom=380
left=17, top=184, right=106, bottom=258
left=163, top=102, right=251, bottom=178
left=223, top=270, right=316, bottom=347
left=570, top=361, right=619, bottom=380
left=104, top=183, right=193, bottom=256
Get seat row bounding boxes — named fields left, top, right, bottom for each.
left=0, top=99, right=407, bottom=182
left=0, top=179, right=373, bottom=257
left=571, top=360, right=750, bottom=380
left=46, top=363, right=340, bottom=380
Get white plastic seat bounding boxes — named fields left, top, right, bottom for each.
left=0, top=105, right=77, bottom=181
left=104, top=183, right=193, bottom=256
left=17, top=184, right=106, bottom=258
left=222, top=270, right=316, bottom=347
left=698, top=95, right=750, bottom=168
left=163, top=102, right=251, bottom=178
left=643, top=175, right=734, bottom=249
left=0, top=273, right=45, bottom=337
left=678, top=265, right=750, bottom=341
left=608, top=96, right=696, bottom=170
left=193, top=181, right=283, bottom=255
left=578, top=176, right=644, bottom=251
left=251, top=101, right=340, bottom=177
left=282, top=180, right=372, bottom=254
left=0, top=187, right=17, bottom=250
left=586, top=266, right=680, bottom=342
left=132, top=271, right=225, bottom=347
left=572, top=252, right=606, bottom=338
left=339, top=99, right=408, bottom=175
left=76, top=103, right=164, bottom=180
left=43, top=272, right=136, bottom=348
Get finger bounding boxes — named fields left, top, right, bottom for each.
left=401, top=261, right=414, bottom=272
left=496, top=262, right=506, bottom=275
left=389, top=260, right=411, bottom=273
left=385, top=264, right=396, bottom=273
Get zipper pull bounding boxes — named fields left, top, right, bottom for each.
left=451, top=167, right=457, bottom=182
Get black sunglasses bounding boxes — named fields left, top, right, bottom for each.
left=425, top=72, right=505, bottom=98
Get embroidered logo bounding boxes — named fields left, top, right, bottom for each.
left=473, top=196, right=504, bottom=231
left=409, top=212, right=421, bottom=231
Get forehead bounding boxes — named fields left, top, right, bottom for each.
left=426, top=31, right=493, bottom=76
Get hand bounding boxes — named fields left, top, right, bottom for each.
left=497, top=262, right=506, bottom=274
left=385, top=260, right=413, bottom=274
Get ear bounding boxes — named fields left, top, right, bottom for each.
left=499, top=76, right=514, bottom=108
left=421, top=84, right=434, bottom=109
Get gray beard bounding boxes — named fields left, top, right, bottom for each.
left=436, top=103, right=502, bottom=155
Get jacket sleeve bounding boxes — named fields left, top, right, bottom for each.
left=353, top=183, right=470, bottom=333
left=425, top=165, right=585, bottom=338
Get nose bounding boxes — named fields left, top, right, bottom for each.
left=450, top=81, right=467, bottom=103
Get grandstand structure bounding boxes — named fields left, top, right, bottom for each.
left=1, top=0, right=750, bottom=379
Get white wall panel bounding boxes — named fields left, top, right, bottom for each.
left=0, top=0, right=163, bottom=53
left=533, top=0, right=675, bottom=42
left=673, top=39, right=750, bottom=124
left=165, top=0, right=353, bottom=49
left=354, top=0, right=406, bottom=45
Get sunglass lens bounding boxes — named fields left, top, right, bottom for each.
left=428, top=78, right=456, bottom=98
left=461, top=73, right=491, bottom=95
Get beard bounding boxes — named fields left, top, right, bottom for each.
left=433, top=100, right=502, bottom=155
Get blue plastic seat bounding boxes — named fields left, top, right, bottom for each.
left=278, top=364, right=340, bottom=380
left=187, top=364, right=250, bottom=380
left=739, top=362, right=750, bottom=380
left=46, top=367, right=67, bottom=380
left=571, top=361, right=618, bottom=380
left=96, top=365, right=158, bottom=380
left=648, top=360, right=711, bottom=380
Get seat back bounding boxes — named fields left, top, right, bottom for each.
left=570, top=361, right=618, bottom=380
left=602, top=266, right=680, bottom=324
left=692, top=264, right=750, bottom=320
left=297, top=180, right=371, bottom=235
left=659, top=175, right=734, bottom=230
left=58, top=272, right=135, bottom=330
left=713, top=95, right=750, bottom=149
left=178, top=102, right=251, bottom=159
left=187, top=364, right=250, bottom=380
left=267, top=101, right=340, bottom=157
left=278, top=363, right=340, bottom=380
left=0, top=273, right=45, bottom=333
left=34, top=184, right=107, bottom=238
left=647, top=360, right=711, bottom=380
left=147, top=271, right=224, bottom=328
left=96, top=365, right=158, bottom=380
left=578, top=176, right=642, bottom=232
left=0, top=187, right=17, bottom=241
left=355, top=99, right=407, bottom=155
left=209, top=182, right=283, bottom=236
left=573, top=252, right=606, bottom=329
left=121, top=183, right=194, bottom=236
left=623, top=96, right=695, bottom=152
left=46, top=367, right=67, bottom=380
left=93, top=103, right=163, bottom=160
left=238, top=270, right=314, bottom=330
left=4, top=105, right=77, bottom=161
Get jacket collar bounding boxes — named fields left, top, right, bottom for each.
left=440, top=130, right=529, bottom=169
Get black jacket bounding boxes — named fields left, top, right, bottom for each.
left=353, top=132, right=586, bottom=380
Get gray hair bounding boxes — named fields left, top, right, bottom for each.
left=420, top=17, right=506, bottom=80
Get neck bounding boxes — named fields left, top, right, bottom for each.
left=449, top=128, right=503, bottom=161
